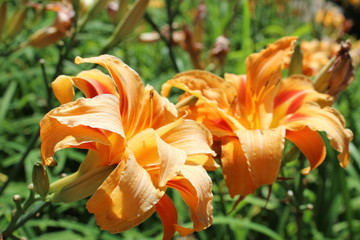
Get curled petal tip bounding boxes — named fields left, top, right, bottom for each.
left=74, top=56, right=83, bottom=64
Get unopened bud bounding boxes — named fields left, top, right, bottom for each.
left=6, top=5, right=27, bottom=39
left=32, top=162, right=50, bottom=199
left=13, top=194, right=21, bottom=202
left=104, top=0, right=150, bottom=52
left=314, top=41, right=354, bottom=98
left=288, top=43, right=303, bottom=76
left=27, top=26, right=65, bottom=48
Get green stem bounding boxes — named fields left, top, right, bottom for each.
left=295, top=154, right=306, bottom=240
left=2, top=201, right=49, bottom=238
left=338, top=164, right=354, bottom=239
left=144, top=12, right=179, bottom=73
left=0, top=129, right=40, bottom=196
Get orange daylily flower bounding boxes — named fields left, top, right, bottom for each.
left=40, top=55, right=217, bottom=239
left=162, top=37, right=353, bottom=197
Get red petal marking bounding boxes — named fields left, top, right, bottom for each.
left=286, top=93, right=306, bottom=115
left=286, top=113, right=308, bottom=121
left=274, top=89, right=307, bottom=114
left=274, top=90, right=300, bottom=107
left=211, top=118, right=233, bottom=132
left=82, top=78, right=115, bottom=98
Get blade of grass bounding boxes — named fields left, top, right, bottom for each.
left=0, top=81, right=17, bottom=122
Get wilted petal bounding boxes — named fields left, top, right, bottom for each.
left=86, top=152, right=164, bottom=233
left=167, top=165, right=213, bottom=232
left=237, top=127, right=285, bottom=186
left=155, top=194, right=178, bottom=240
left=286, top=127, right=326, bottom=174
left=40, top=94, right=125, bottom=165
left=221, top=136, right=257, bottom=197
left=314, top=41, right=354, bottom=98
left=283, top=103, right=353, bottom=167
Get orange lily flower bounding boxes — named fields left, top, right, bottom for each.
left=162, top=37, right=353, bottom=197
left=40, top=55, right=217, bottom=239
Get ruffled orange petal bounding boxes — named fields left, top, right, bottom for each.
left=75, top=55, right=145, bottom=132
left=283, top=103, right=353, bottom=167
left=224, top=73, right=247, bottom=116
left=160, top=120, right=215, bottom=156
left=167, top=165, right=213, bottom=232
left=221, top=136, right=257, bottom=197
left=86, top=152, right=164, bottom=233
left=246, top=36, right=297, bottom=96
left=155, top=194, right=178, bottom=240
left=145, top=85, right=178, bottom=129
left=273, top=75, right=332, bottom=125
left=73, top=69, right=119, bottom=97
left=40, top=95, right=125, bottom=166
left=52, top=75, right=75, bottom=105
left=158, top=118, right=218, bottom=170
left=128, top=128, right=187, bottom=187
left=286, top=127, right=326, bottom=174
left=162, top=70, right=236, bottom=109
left=236, top=127, right=286, bottom=186
left=245, top=37, right=297, bottom=128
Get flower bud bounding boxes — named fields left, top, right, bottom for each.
left=288, top=43, right=303, bottom=76
left=103, top=0, right=149, bottom=52
left=32, top=162, right=50, bottom=199
left=314, top=41, right=354, bottom=98
left=5, top=5, right=27, bottom=39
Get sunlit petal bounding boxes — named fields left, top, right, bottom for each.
left=75, top=55, right=145, bottom=130
left=286, top=127, right=326, bottom=174
left=128, top=128, right=187, bottom=187
left=283, top=103, right=353, bottom=167
left=73, top=69, right=119, bottom=98
left=221, top=136, right=257, bottom=197
left=160, top=120, right=214, bottom=156
left=52, top=75, right=75, bottom=105
left=155, top=194, right=178, bottom=240
left=86, top=152, right=164, bottom=233
left=237, top=127, right=285, bottom=186
left=40, top=95, right=125, bottom=165
left=162, top=70, right=236, bottom=109
left=167, top=165, right=213, bottom=232
left=246, top=36, right=297, bottom=96
left=273, top=75, right=332, bottom=125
